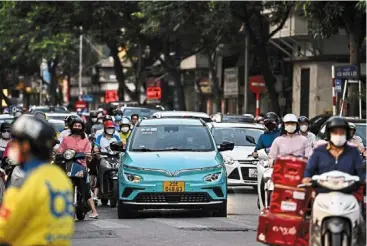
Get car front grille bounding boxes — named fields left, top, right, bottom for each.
left=134, top=192, right=211, bottom=203
left=238, top=160, right=255, bottom=165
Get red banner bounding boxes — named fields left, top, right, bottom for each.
left=146, top=87, right=162, bottom=100
left=105, top=90, right=118, bottom=103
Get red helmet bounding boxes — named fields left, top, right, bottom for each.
left=104, top=120, right=115, bottom=128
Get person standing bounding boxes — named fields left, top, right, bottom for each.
left=298, top=116, right=317, bottom=148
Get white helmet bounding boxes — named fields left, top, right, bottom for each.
left=283, top=114, right=298, bottom=123
left=121, top=117, right=131, bottom=125
left=348, top=122, right=356, bottom=130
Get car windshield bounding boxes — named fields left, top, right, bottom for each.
left=130, top=125, right=215, bottom=151
left=212, top=127, right=263, bottom=146
left=222, top=116, right=254, bottom=123
left=48, top=115, right=69, bottom=121
left=32, top=107, right=68, bottom=113
left=50, top=122, right=65, bottom=133
left=123, top=108, right=159, bottom=118
left=355, top=123, right=366, bottom=146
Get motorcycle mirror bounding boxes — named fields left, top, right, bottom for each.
left=110, top=142, right=125, bottom=152
left=246, top=135, right=256, bottom=145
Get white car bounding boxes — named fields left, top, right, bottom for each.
left=152, top=111, right=214, bottom=129
left=211, top=122, right=265, bottom=188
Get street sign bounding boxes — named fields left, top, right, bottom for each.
left=335, top=79, right=343, bottom=92
left=146, top=87, right=162, bottom=100
left=81, top=94, right=94, bottom=102
left=75, top=100, right=87, bottom=109
left=105, top=90, right=118, bottom=103
left=335, top=65, right=357, bottom=79
left=249, top=75, right=266, bottom=94
left=224, top=68, right=239, bottom=98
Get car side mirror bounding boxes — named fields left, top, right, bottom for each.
left=246, top=135, right=256, bottom=145
left=218, top=141, right=234, bottom=152
left=110, top=141, right=125, bottom=152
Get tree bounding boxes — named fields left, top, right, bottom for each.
left=298, top=0, right=366, bottom=115
left=230, top=1, right=294, bottom=114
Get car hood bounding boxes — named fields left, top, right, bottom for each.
left=124, top=151, right=221, bottom=171
left=220, top=146, right=254, bottom=160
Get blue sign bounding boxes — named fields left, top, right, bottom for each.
left=81, top=94, right=94, bottom=102
left=335, top=65, right=357, bottom=79
left=335, top=79, right=343, bottom=92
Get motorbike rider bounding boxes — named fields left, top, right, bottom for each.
left=0, top=115, right=74, bottom=245
left=131, top=114, right=139, bottom=127
left=255, top=115, right=265, bottom=125
left=85, top=110, right=98, bottom=135
left=0, top=123, right=11, bottom=162
left=252, top=112, right=280, bottom=158
left=56, top=115, right=83, bottom=148
left=268, top=113, right=312, bottom=166
left=92, top=120, right=121, bottom=201
left=113, top=109, right=123, bottom=131
left=298, top=116, right=317, bottom=148
left=90, top=112, right=104, bottom=137
left=95, top=115, right=117, bottom=139
left=348, top=122, right=365, bottom=154
left=57, top=117, right=99, bottom=219
left=119, top=117, right=132, bottom=145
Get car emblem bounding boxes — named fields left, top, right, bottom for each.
left=167, top=170, right=179, bottom=177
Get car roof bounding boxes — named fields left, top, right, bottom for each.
left=123, top=107, right=158, bottom=110
left=152, top=111, right=210, bottom=118
left=48, top=119, right=65, bottom=123
left=46, top=112, right=75, bottom=116
left=139, top=118, right=205, bottom=126
left=0, top=114, right=13, bottom=119
left=211, top=122, right=265, bottom=129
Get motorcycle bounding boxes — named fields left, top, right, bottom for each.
left=55, top=149, right=91, bottom=220
left=97, top=144, right=122, bottom=207
left=299, top=170, right=365, bottom=246
left=255, top=148, right=273, bottom=210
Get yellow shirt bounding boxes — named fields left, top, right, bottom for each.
left=0, top=164, right=74, bottom=245
left=119, top=132, right=131, bottom=145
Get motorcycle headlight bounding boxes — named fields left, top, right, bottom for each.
left=224, top=156, right=235, bottom=165
left=124, top=173, right=142, bottom=183
left=204, top=172, right=222, bottom=182
left=63, top=150, right=76, bottom=160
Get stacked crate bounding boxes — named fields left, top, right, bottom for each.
left=257, top=156, right=311, bottom=246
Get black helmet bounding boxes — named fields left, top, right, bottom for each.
left=65, top=115, right=80, bottom=128
left=264, top=112, right=279, bottom=123
left=1, top=122, right=11, bottom=132
left=114, top=109, right=122, bottom=115
left=103, top=115, right=113, bottom=122
left=34, top=111, right=47, bottom=121
left=11, top=115, right=56, bottom=160
left=325, top=116, right=351, bottom=141
left=90, top=110, right=98, bottom=118
left=70, top=117, right=85, bottom=130
left=298, top=116, right=310, bottom=124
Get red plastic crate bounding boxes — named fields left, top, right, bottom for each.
left=272, top=157, right=307, bottom=187
left=257, top=210, right=309, bottom=246
left=269, top=185, right=311, bottom=216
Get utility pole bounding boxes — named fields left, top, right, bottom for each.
left=243, top=34, right=249, bottom=113
left=79, top=26, right=83, bottom=96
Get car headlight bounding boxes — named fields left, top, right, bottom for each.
left=63, top=150, right=76, bottom=160
left=204, top=172, right=222, bottom=182
left=224, top=156, right=235, bottom=165
left=124, top=173, right=142, bottom=183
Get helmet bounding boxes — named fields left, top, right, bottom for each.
left=34, top=111, right=48, bottom=121
left=121, top=117, right=131, bottom=125
left=65, top=115, right=80, bottom=128
left=325, top=116, right=351, bottom=140
left=1, top=122, right=11, bottom=132
left=348, top=122, right=356, bottom=130
left=298, top=116, right=310, bottom=124
left=104, top=120, right=115, bottom=129
left=283, top=114, right=298, bottom=123
left=70, top=117, right=85, bottom=130
left=90, top=110, right=98, bottom=118
left=264, top=112, right=279, bottom=123
left=97, top=108, right=104, bottom=114
left=103, top=115, right=113, bottom=122
left=114, top=109, right=122, bottom=115
left=11, top=115, right=56, bottom=160
left=255, top=116, right=264, bottom=123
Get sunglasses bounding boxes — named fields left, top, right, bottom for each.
left=2, top=129, right=11, bottom=133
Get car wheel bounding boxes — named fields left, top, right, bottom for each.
left=117, top=200, right=136, bottom=219
left=101, top=199, right=108, bottom=206
left=110, top=180, right=118, bottom=208
left=212, top=200, right=227, bottom=217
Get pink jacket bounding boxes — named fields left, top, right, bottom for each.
left=57, top=135, right=91, bottom=167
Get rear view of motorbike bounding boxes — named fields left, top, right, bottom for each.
left=56, top=149, right=91, bottom=220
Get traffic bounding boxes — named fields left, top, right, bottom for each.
left=0, top=105, right=365, bottom=246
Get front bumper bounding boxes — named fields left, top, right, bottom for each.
left=226, top=162, right=258, bottom=186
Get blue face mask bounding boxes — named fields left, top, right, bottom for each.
left=115, top=115, right=122, bottom=121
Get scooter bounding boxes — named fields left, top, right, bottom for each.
left=299, top=170, right=365, bottom=246
left=256, top=148, right=273, bottom=210
left=55, top=149, right=91, bottom=221
left=97, top=145, right=121, bottom=207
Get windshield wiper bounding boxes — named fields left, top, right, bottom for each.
left=132, top=148, right=155, bottom=152
left=160, top=147, right=209, bottom=152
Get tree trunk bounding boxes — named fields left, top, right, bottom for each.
left=255, top=47, right=281, bottom=114
left=347, top=32, right=361, bottom=116
left=171, top=69, right=186, bottom=111
left=207, top=49, right=221, bottom=112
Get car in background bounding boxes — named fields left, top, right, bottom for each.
left=28, top=106, right=69, bottom=113
left=48, top=119, right=66, bottom=136
left=212, top=114, right=255, bottom=123
left=122, top=107, right=163, bottom=119
left=211, top=122, right=265, bottom=188
left=116, top=118, right=233, bottom=218
left=45, top=112, right=76, bottom=121
left=152, top=111, right=213, bottom=123
left=0, top=114, right=14, bottom=129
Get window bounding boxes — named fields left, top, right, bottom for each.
left=212, top=128, right=263, bottom=146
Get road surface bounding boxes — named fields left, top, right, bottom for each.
left=73, top=188, right=261, bottom=246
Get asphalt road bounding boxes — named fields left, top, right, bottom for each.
left=73, top=187, right=261, bottom=246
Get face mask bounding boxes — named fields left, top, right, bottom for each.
left=71, top=128, right=83, bottom=135
left=91, top=118, right=97, bottom=123
left=300, top=125, right=308, bottom=133
left=265, top=122, right=276, bottom=131
left=115, top=115, right=122, bottom=121
left=106, top=129, right=114, bottom=135
left=121, top=127, right=130, bottom=133
left=2, top=132, right=10, bottom=139
left=285, top=125, right=297, bottom=133
left=330, top=134, right=346, bottom=147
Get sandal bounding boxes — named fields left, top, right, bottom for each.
left=89, top=214, right=99, bottom=219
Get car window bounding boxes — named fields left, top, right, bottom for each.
left=48, top=115, right=68, bottom=121
left=355, top=123, right=366, bottom=146
left=50, top=122, right=65, bottom=133
left=31, top=107, right=68, bottom=113
left=130, top=125, right=214, bottom=151
left=0, top=118, right=13, bottom=124
left=122, top=108, right=159, bottom=118
left=212, top=127, right=263, bottom=146
left=222, top=116, right=254, bottom=123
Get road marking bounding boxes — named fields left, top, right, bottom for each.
left=147, top=218, right=208, bottom=229
left=89, top=219, right=131, bottom=229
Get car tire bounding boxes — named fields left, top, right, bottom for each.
left=117, top=200, right=136, bottom=219
left=212, top=200, right=227, bottom=217
left=110, top=180, right=118, bottom=208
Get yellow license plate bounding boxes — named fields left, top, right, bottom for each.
left=163, top=181, right=185, bottom=192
